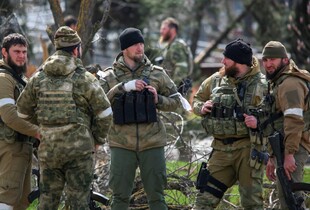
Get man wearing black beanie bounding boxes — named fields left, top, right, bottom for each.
left=101, top=28, right=182, bottom=210
left=119, top=27, right=145, bottom=50
left=192, top=39, right=268, bottom=210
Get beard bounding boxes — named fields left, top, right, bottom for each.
left=225, top=64, right=239, bottom=78
left=7, top=55, right=26, bottom=75
left=266, top=61, right=286, bottom=80
left=133, top=54, right=144, bottom=63
left=159, top=32, right=171, bottom=43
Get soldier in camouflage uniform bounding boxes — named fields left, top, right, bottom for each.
left=16, top=26, right=112, bottom=210
left=262, top=41, right=310, bottom=210
left=155, top=17, right=193, bottom=97
left=192, top=39, right=267, bottom=210
left=100, top=27, right=181, bottom=210
left=0, top=33, right=40, bottom=210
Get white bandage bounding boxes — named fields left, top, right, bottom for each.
left=169, top=93, right=192, bottom=111
left=123, top=80, right=137, bottom=92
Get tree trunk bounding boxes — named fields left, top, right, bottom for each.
left=194, top=0, right=257, bottom=65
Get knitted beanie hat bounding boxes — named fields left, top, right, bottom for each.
left=223, top=38, right=253, bottom=66
left=119, top=28, right=144, bottom=50
left=54, top=26, right=81, bottom=50
left=262, top=41, right=288, bottom=58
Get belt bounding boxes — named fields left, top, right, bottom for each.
left=216, top=137, right=245, bottom=145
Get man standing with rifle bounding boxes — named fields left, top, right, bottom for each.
left=261, top=41, right=310, bottom=210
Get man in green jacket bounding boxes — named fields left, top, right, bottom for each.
left=101, top=27, right=181, bottom=210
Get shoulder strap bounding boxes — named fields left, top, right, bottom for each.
left=0, top=68, right=26, bottom=86
left=140, top=64, right=154, bottom=84
left=305, top=81, right=310, bottom=105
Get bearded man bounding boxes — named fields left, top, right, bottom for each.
left=100, top=27, right=181, bottom=210
left=192, top=39, right=267, bottom=210
left=154, top=17, right=193, bottom=97
left=0, top=33, right=40, bottom=210
left=262, top=41, right=310, bottom=210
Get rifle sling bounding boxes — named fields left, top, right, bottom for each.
left=0, top=68, right=26, bottom=87
left=261, top=112, right=283, bottom=130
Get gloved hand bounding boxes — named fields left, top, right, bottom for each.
left=123, top=80, right=137, bottom=92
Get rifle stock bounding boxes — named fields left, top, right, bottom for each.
left=268, top=132, right=304, bottom=210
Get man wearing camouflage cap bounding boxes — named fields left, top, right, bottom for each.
left=100, top=27, right=181, bottom=210
left=262, top=41, right=310, bottom=209
left=192, top=39, right=267, bottom=209
left=17, top=26, right=112, bottom=209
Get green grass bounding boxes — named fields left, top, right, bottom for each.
left=27, top=164, right=310, bottom=209
left=304, top=166, right=310, bottom=182
left=164, top=162, right=310, bottom=209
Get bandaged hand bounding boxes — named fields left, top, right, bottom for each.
left=123, top=80, right=137, bottom=92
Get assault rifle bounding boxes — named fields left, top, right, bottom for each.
left=268, top=132, right=305, bottom=210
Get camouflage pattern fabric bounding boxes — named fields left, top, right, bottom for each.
left=17, top=50, right=112, bottom=209
left=38, top=153, right=94, bottom=210
left=100, top=53, right=181, bottom=152
left=160, top=38, right=193, bottom=87
left=54, top=26, right=81, bottom=49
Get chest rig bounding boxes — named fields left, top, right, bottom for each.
left=202, top=74, right=261, bottom=136
left=111, top=65, right=157, bottom=125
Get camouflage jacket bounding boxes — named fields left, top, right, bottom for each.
left=100, top=53, right=181, bottom=152
left=262, top=59, right=310, bottom=155
left=161, top=38, right=193, bottom=86
left=17, top=50, right=112, bottom=158
left=192, top=57, right=267, bottom=150
left=0, top=60, right=39, bottom=142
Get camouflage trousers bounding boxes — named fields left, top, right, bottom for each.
left=277, top=145, right=309, bottom=210
left=38, top=152, right=94, bottom=210
left=0, top=141, right=32, bottom=210
left=192, top=146, right=264, bottom=210
left=109, top=147, right=168, bottom=210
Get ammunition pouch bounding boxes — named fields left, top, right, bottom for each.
left=250, top=131, right=268, bottom=145
left=249, top=148, right=269, bottom=169
left=249, top=131, right=269, bottom=169
left=201, top=115, right=248, bottom=136
left=112, top=89, right=157, bottom=125
left=196, top=162, right=228, bottom=198
left=201, top=99, right=248, bottom=135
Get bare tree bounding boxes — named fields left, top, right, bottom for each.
left=46, top=0, right=111, bottom=60
left=288, top=0, right=310, bottom=69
